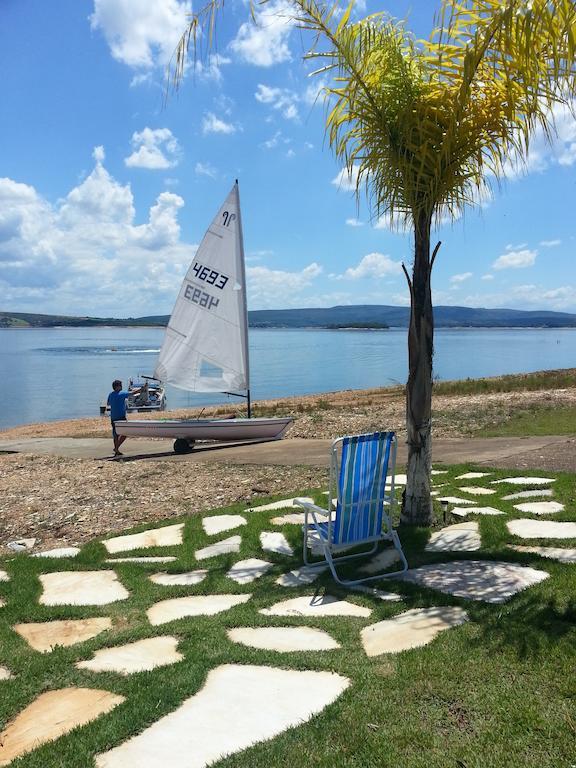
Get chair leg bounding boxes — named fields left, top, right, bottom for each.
left=320, top=536, right=408, bottom=587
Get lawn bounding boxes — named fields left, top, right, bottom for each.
left=0, top=466, right=575, bottom=768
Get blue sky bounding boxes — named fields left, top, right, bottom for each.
left=0, top=0, right=575, bottom=317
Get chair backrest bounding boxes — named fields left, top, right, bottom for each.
left=331, top=432, right=395, bottom=546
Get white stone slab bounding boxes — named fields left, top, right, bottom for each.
left=307, top=529, right=354, bottom=556
left=39, top=571, right=129, bottom=606
left=431, top=469, right=448, bottom=475
left=260, top=594, right=371, bottom=618
left=0, top=666, right=13, bottom=680
left=502, top=489, right=554, bottom=500
left=0, top=570, right=8, bottom=582
left=14, top=617, right=112, bottom=653
left=492, top=476, right=555, bottom=486
left=95, top=664, right=349, bottom=768
left=513, top=501, right=565, bottom=516
left=77, top=636, right=183, bottom=675
left=359, top=549, right=401, bottom=574
left=350, top=585, right=403, bottom=602
left=32, top=547, right=81, bottom=559
left=425, top=521, right=481, bottom=552
left=148, top=594, right=251, bottom=626
left=275, top=565, right=326, bottom=587
left=247, top=497, right=314, bottom=512
left=149, top=570, right=208, bottom=587
left=7, top=538, right=36, bottom=552
left=361, top=606, right=469, bottom=656
left=202, top=515, right=247, bottom=536
left=401, top=560, right=549, bottom=603
left=0, top=687, right=124, bottom=765
left=508, top=545, right=576, bottom=563
left=457, top=486, right=496, bottom=496
left=450, top=506, right=504, bottom=517
left=271, top=512, right=307, bottom=525
left=387, top=473, right=407, bottom=486
left=228, top=627, right=340, bottom=653
left=227, top=559, right=273, bottom=584
left=260, top=531, right=294, bottom=556
left=430, top=491, right=440, bottom=497
left=456, top=472, right=491, bottom=480
left=507, top=519, right=576, bottom=539
left=195, top=535, right=241, bottom=561
left=438, top=496, right=476, bottom=505
left=106, top=557, right=177, bottom=564
left=104, top=523, right=184, bottom=553
left=0, top=598, right=5, bottom=608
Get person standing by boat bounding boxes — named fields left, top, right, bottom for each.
left=107, top=379, right=139, bottom=457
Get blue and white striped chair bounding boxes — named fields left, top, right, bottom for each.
left=294, top=431, right=408, bottom=586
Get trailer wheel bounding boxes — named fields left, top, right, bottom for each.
left=174, top=438, right=192, bottom=454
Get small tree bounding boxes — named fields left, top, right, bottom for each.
left=172, top=0, right=576, bottom=525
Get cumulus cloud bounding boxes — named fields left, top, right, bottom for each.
left=230, top=0, right=294, bottom=67
left=331, top=164, right=360, bottom=192
left=450, top=272, right=473, bottom=285
left=255, top=84, right=299, bottom=120
left=346, top=218, right=364, bottom=227
left=90, top=0, right=191, bottom=70
left=540, top=239, right=561, bottom=247
left=247, top=262, right=322, bottom=307
left=202, top=113, right=238, bottom=135
left=493, top=246, right=537, bottom=270
left=339, top=252, right=402, bottom=280
left=195, top=161, right=218, bottom=179
left=0, top=148, right=195, bottom=316
left=481, top=274, right=495, bottom=281
left=124, top=127, right=180, bottom=169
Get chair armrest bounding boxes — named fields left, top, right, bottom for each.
left=293, top=498, right=328, bottom=516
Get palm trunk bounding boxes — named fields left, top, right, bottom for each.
left=401, top=208, right=435, bottom=526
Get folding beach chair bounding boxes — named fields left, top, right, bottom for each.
left=294, top=431, right=408, bottom=586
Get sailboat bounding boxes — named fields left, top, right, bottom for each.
left=115, top=181, right=293, bottom=454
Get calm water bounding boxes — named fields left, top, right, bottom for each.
left=0, top=326, right=574, bottom=429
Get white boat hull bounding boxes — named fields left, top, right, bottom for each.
left=115, top=417, right=293, bottom=443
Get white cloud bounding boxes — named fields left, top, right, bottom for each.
left=230, top=0, right=294, bottom=67
left=255, top=84, right=299, bottom=120
left=493, top=246, right=537, bottom=270
left=450, top=272, right=473, bottom=285
left=481, top=274, right=494, bottom=281
left=124, top=127, right=180, bottom=169
left=202, top=113, right=238, bottom=135
left=340, top=252, right=402, bottom=280
left=457, top=284, right=576, bottom=312
left=195, top=162, right=218, bottom=179
left=540, top=239, right=561, bottom=247
left=346, top=218, right=364, bottom=227
left=331, top=164, right=360, bottom=192
left=0, top=148, right=196, bottom=316
left=247, top=262, right=322, bottom=307
left=90, top=0, right=191, bottom=70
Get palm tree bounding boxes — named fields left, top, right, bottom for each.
left=172, top=0, right=576, bottom=525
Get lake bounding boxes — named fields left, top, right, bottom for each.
left=0, top=326, right=574, bottom=429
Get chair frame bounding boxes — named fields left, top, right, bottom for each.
left=294, top=431, right=408, bottom=586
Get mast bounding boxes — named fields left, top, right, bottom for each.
left=235, top=179, right=252, bottom=418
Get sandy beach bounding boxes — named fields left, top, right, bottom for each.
left=2, top=382, right=575, bottom=555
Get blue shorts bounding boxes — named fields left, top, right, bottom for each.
left=111, top=418, right=126, bottom=439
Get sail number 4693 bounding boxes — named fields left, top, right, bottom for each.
left=192, top=261, right=229, bottom=289
left=184, top=283, right=220, bottom=310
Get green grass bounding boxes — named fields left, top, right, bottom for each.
left=1, top=471, right=575, bottom=767
left=475, top=405, right=576, bottom=437
left=434, top=368, right=576, bottom=396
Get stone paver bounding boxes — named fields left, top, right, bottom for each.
left=0, top=666, right=13, bottom=680
left=508, top=545, right=576, bottom=563
left=106, top=557, right=177, bottom=564
left=271, top=512, right=307, bottom=525
left=513, top=501, right=565, bottom=516
left=350, top=585, right=403, bottom=602
left=202, top=515, right=247, bottom=536
left=150, top=570, right=208, bottom=587
left=39, top=571, right=129, bottom=606
left=425, top=521, right=481, bottom=552
left=77, top=636, right=183, bottom=675
left=104, top=523, right=184, bottom=554
left=228, top=627, right=340, bottom=653
left=507, top=519, right=576, bottom=539
left=0, top=570, right=8, bottom=582
left=148, top=594, right=251, bottom=626
left=275, top=565, right=326, bottom=587
left=502, top=488, right=554, bottom=500
left=32, top=547, right=81, bottom=559
left=492, top=476, right=555, bottom=486
left=401, top=560, right=549, bottom=603
left=451, top=506, right=504, bottom=517
left=95, top=664, right=349, bottom=768
left=438, top=496, right=476, bottom=505
left=226, top=558, right=273, bottom=584
left=260, top=594, right=371, bottom=618
left=361, top=606, right=469, bottom=656
left=260, top=531, right=294, bottom=556
left=247, top=497, right=314, bottom=513
left=431, top=470, right=448, bottom=475
left=0, top=688, right=124, bottom=766
left=195, top=535, right=241, bottom=561
left=359, top=549, right=401, bottom=574
left=456, top=472, right=491, bottom=480
left=14, top=617, right=112, bottom=653
left=457, top=486, right=496, bottom=496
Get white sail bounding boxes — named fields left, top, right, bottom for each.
left=154, top=182, right=250, bottom=393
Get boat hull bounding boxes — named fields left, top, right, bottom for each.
left=115, top=417, right=293, bottom=442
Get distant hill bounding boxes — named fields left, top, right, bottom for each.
left=2, top=305, right=576, bottom=329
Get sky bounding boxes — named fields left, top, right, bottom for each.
left=0, top=0, right=575, bottom=318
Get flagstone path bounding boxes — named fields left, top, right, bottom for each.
left=228, top=626, right=340, bottom=652
left=507, top=519, right=576, bottom=539
left=76, top=636, right=183, bottom=675
left=451, top=506, right=504, bottom=517
left=103, top=523, right=184, bottom=554
left=513, top=501, right=565, bottom=515
left=32, top=547, right=81, bottom=559
left=457, top=486, right=496, bottom=495
left=147, top=594, right=252, bottom=626
left=260, top=594, right=372, bottom=618
left=425, top=521, right=481, bottom=552
left=0, top=666, right=13, bottom=680
left=39, top=571, right=129, bottom=606
left=507, top=545, right=576, bottom=563
left=14, top=618, right=112, bottom=652
left=149, top=570, right=208, bottom=586
left=502, top=488, right=554, bottom=500
left=202, top=514, right=247, bottom=535
left=260, top=531, right=294, bottom=556
left=195, top=535, right=241, bottom=560
left=226, top=558, right=272, bottom=584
